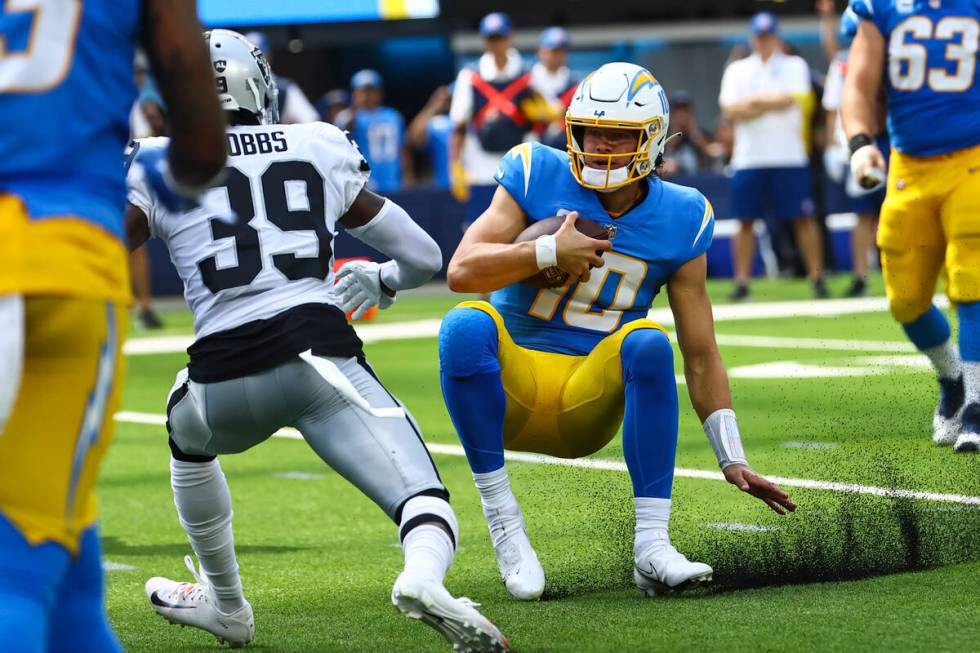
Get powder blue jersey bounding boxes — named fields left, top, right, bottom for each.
left=0, top=0, right=140, bottom=238
left=850, top=0, right=980, bottom=156
left=350, top=106, right=404, bottom=192
left=491, top=142, right=714, bottom=356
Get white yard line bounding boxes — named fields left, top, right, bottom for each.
left=114, top=411, right=980, bottom=506
left=124, top=296, right=927, bottom=356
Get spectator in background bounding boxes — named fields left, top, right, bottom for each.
left=337, top=69, right=411, bottom=192
left=449, top=12, right=536, bottom=201
left=661, top=91, right=716, bottom=176
left=129, top=76, right=168, bottom=329
left=821, top=6, right=887, bottom=297
left=317, top=89, right=350, bottom=126
left=245, top=31, right=319, bottom=124
left=408, top=85, right=454, bottom=189
left=531, top=26, right=577, bottom=149
left=719, top=12, right=827, bottom=300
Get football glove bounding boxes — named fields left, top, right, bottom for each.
left=335, top=260, right=395, bottom=320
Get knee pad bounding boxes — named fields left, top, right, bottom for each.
left=397, top=493, right=458, bottom=550
left=438, top=308, right=500, bottom=378
left=168, top=437, right=216, bottom=463
left=621, top=328, right=673, bottom=381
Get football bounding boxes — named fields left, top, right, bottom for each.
left=514, top=215, right=612, bottom=288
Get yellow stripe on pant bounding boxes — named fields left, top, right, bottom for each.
left=457, top=301, right=667, bottom=459
left=0, top=297, right=127, bottom=553
left=878, top=144, right=980, bottom=323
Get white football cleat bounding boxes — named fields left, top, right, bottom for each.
left=145, top=555, right=254, bottom=648
left=485, top=508, right=545, bottom=600
left=392, top=573, right=510, bottom=653
left=953, top=403, right=980, bottom=453
left=634, top=542, right=713, bottom=597
left=933, top=376, right=965, bottom=446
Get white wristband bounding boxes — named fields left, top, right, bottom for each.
left=534, top=234, right=558, bottom=270
left=703, top=408, right=748, bottom=469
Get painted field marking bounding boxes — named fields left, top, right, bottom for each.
left=114, top=411, right=980, bottom=506
left=706, top=523, right=782, bottom=533
left=124, top=296, right=941, bottom=356
left=103, top=561, right=138, bottom=571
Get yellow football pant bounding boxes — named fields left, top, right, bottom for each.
left=878, top=144, right=980, bottom=323
left=458, top=301, right=667, bottom=458
left=0, top=297, right=126, bottom=553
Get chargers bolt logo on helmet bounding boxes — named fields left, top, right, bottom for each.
left=565, top=62, right=670, bottom=192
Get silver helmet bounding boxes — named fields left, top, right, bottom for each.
left=205, top=29, right=279, bottom=125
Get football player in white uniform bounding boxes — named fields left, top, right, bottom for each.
left=125, top=29, right=509, bottom=652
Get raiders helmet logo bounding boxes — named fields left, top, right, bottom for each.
left=214, top=59, right=227, bottom=73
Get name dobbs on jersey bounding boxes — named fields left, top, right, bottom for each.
left=227, top=130, right=288, bottom=157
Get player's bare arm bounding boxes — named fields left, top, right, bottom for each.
left=142, top=0, right=227, bottom=189
left=125, top=204, right=151, bottom=252
left=668, top=254, right=797, bottom=516
left=841, top=20, right=887, bottom=186
left=448, top=187, right=610, bottom=293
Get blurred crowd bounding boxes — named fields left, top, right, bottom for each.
left=129, top=2, right=878, bottom=313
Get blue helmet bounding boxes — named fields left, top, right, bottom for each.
left=838, top=6, right=861, bottom=50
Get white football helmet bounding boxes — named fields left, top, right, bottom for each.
left=205, top=29, right=279, bottom=125
left=565, top=62, right=669, bottom=191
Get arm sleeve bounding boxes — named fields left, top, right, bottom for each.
left=689, top=194, right=715, bottom=259
left=344, top=199, right=443, bottom=291
left=449, top=69, right=474, bottom=125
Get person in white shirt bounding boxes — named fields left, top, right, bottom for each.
left=821, top=6, right=887, bottom=298
left=719, top=12, right=826, bottom=301
left=449, top=12, right=535, bottom=198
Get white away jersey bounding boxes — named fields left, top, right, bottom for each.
left=127, top=122, right=370, bottom=339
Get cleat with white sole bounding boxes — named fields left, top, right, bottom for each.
left=485, top=508, right=545, bottom=600
left=634, top=542, right=713, bottom=597
left=392, top=573, right=510, bottom=653
left=145, top=555, right=254, bottom=648
left=933, top=376, right=964, bottom=446
left=953, top=403, right=980, bottom=453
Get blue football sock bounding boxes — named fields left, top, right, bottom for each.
left=902, top=304, right=951, bottom=351
left=621, top=329, right=679, bottom=499
left=439, top=308, right=506, bottom=474
left=957, top=301, right=980, bottom=363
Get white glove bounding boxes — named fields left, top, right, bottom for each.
left=849, top=144, right=886, bottom=191
left=335, top=260, right=395, bottom=320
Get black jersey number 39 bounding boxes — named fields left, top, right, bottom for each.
left=198, top=161, right=331, bottom=293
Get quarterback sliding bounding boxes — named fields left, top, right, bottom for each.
left=439, top=62, right=798, bottom=600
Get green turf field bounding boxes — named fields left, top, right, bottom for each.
left=107, top=275, right=979, bottom=652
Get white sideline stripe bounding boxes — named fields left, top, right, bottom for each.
left=103, top=560, right=137, bottom=571
left=122, top=294, right=938, bottom=356
left=113, top=411, right=980, bottom=506
left=707, top=522, right=782, bottom=533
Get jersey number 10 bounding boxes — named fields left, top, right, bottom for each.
left=199, top=160, right=333, bottom=293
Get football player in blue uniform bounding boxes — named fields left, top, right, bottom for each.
left=439, top=63, right=797, bottom=600
left=0, top=1, right=226, bottom=649
left=843, top=0, right=980, bottom=453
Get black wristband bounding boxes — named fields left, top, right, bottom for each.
left=848, top=133, right=874, bottom=156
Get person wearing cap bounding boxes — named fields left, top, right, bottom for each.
left=317, top=88, right=350, bottom=126
left=244, top=31, right=319, bottom=124
left=337, top=69, right=411, bottom=192
left=719, top=12, right=827, bottom=301
left=448, top=12, right=537, bottom=200
left=531, top=26, right=577, bottom=150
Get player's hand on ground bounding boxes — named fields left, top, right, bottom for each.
left=849, top=144, right=887, bottom=189
left=335, top=260, right=395, bottom=319
left=555, top=212, right=612, bottom=283
left=723, top=464, right=797, bottom=515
